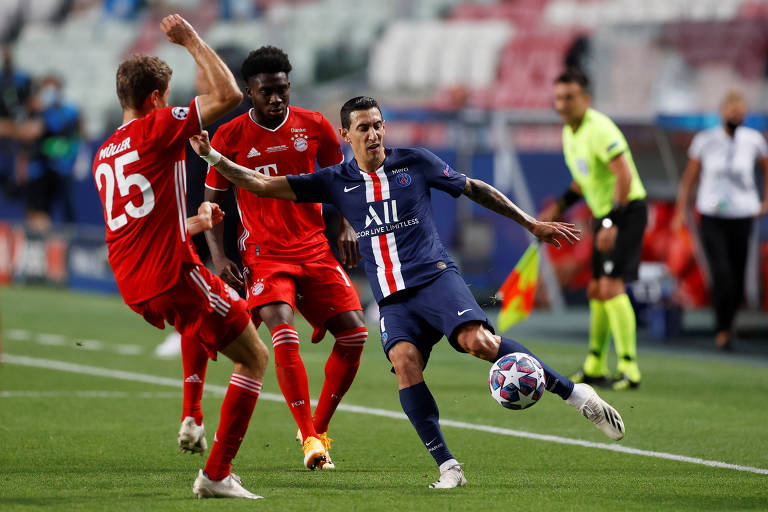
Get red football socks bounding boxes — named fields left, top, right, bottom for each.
left=181, top=333, right=209, bottom=425
left=271, top=323, right=316, bottom=441
left=313, top=326, right=367, bottom=433
left=203, top=374, right=261, bottom=481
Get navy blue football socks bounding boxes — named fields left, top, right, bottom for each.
left=497, top=337, right=574, bottom=400
left=399, top=381, right=454, bottom=467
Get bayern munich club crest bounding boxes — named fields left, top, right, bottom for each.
left=250, top=278, right=265, bottom=297
left=396, top=173, right=412, bottom=187
left=292, top=134, right=308, bottom=152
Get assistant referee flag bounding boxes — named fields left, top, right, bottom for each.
left=497, top=243, right=539, bottom=331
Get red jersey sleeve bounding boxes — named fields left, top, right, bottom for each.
left=204, top=128, right=232, bottom=191
left=315, top=114, right=344, bottom=167
left=147, top=97, right=202, bottom=152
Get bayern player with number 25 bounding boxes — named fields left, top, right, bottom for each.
left=190, top=96, right=627, bottom=489
left=92, top=14, right=268, bottom=499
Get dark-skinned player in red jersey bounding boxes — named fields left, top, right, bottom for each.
left=92, top=14, right=269, bottom=499
left=177, top=46, right=367, bottom=471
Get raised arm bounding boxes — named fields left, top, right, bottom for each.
left=189, top=131, right=297, bottom=200
left=462, top=177, right=581, bottom=248
left=160, top=14, right=242, bottom=126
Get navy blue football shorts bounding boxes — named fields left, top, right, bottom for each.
left=378, top=269, right=494, bottom=367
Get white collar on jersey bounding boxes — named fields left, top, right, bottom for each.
left=248, top=107, right=291, bottom=132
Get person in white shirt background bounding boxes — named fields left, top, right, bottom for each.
left=673, top=90, right=768, bottom=351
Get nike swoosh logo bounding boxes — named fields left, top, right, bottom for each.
left=344, top=185, right=361, bottom=192
left=457, top=309, right=472, bottom=316
left=425, top=437, right=438, bottom=447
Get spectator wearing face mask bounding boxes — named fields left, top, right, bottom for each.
left=19, top=75, right=81, bottom=230
left=672, top=90, right=768, bottom=351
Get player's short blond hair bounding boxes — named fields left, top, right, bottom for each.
left=116, top=54, right=172, bottom=110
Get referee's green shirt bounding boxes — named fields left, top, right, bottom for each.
left=562, top=108, right=646, bottom=218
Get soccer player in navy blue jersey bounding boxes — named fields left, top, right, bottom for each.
left=190, top=96, right=626, bottom=489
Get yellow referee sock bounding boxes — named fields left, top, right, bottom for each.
left=604, top=293, right=641, bottom=382
left=583, top=299, right=610, bottom=376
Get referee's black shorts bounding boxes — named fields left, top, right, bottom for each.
left=591, top=199, right=647, bottom=282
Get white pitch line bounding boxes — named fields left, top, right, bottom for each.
left=3, top=329, right=144, bottom=356
left=3, top=353, right=767, bottom=476
left=0, top=390, right=182, bottom=399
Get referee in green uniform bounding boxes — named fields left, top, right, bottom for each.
left=540, top=68, right=647, bottom=390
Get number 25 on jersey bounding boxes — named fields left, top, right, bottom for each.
left=95, top=150, right=155, bottom=231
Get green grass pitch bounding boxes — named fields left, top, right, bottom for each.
left=1, top=285, right=767, bottom=511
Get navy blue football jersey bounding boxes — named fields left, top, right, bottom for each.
left=287, top=147, right=467, bottom=303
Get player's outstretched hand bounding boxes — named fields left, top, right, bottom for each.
left=200, top=201, right=224, bottom=228
left=213, top=257, right=244, bottom=290
left=160, top=14, right=199, bottom=47
left=338, top=216, right=361, bottom=268
left=529, top=220, right=581, bottom=249
left=186, top=201, right=223, bottom=236
left=189, top=131, right=212, bottom=156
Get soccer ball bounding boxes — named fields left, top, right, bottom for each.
left=488, top=352, right=546, bottom=410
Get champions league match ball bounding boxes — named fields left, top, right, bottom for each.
left=489, top=352, right=546, bottom=410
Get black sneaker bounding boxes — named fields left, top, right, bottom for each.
left=570, top=369, right=611, bottom=387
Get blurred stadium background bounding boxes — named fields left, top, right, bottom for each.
left=1, top=0, right=767, bottom=345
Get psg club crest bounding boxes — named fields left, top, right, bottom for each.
left=442, top=166, right=451, bottom=177
left=250, top=278, right=265, bottom=297
left=171, top=107, right=189, bottom=120
left=396, top=173, right=412, bottom=187
left=292, top=134, right=308, bottom=152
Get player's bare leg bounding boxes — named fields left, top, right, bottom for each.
left=260, top=302, right=326, bottom=470
left=302, top=309, right=367, bottom=469
left=194, top=322, right=268, bottom=499
left=389, top=341, right=465, bottom=489
left=454, top=322, right=624, bottom=440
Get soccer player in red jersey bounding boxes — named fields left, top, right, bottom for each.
left=180, top=46, right=367, bottom=470
left=91, top=14, right=269, bottom=499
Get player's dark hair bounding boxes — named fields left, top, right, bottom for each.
left=555, top=67, right=590, bottom=94
left=340, top=96, right=382, bottom=129
left=116, top=54, right=172, bottom=110
left=240, top=46, right=292, bottom=83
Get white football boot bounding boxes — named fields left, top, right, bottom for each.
left=568, top=383, right=625, bottom=440
left=154, top=331, right=181, bottom=358
left=429, top=463, right=467, bottom=489
left=178, top=416, right=208, bottom=454
left=192, top=469, right=263, bottom=499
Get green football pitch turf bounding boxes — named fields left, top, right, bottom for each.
left=1, top=285, right=766, bottom=511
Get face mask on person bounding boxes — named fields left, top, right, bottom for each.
left=40, top=85, right=61, bottom=108
left=725, top=119, right=742, bottom=133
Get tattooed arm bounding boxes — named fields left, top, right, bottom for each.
left=462, top=177, right=581, bottom=248
left=189, top=131, right=297, bottom=201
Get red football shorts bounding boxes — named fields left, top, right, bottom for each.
left=243, top=249, right=362, bottom=342
left=129, top=263, right=251, bottom=359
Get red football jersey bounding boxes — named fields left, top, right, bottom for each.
left=93, top=97, right=203, bottom=304
left=205, top=106, right=343, bottom=263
